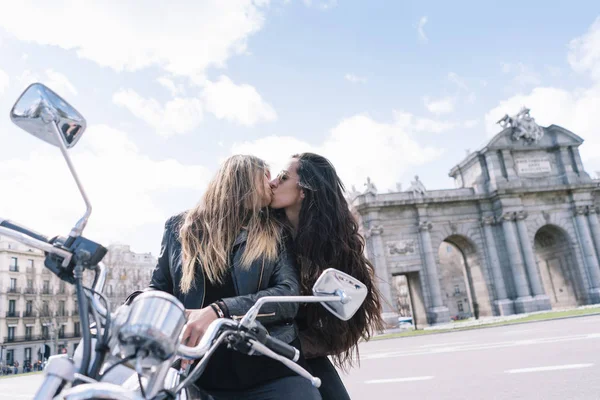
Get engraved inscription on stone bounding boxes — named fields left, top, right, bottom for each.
left=388, top=240, right=416, bottom=255
left=515, top=157, right=552, bottom=174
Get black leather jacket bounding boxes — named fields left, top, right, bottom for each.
left=147, top=213, right=300, bottom=344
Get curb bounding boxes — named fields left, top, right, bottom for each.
left=373, top=311, right=600, bottom=341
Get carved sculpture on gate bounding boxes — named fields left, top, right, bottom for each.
left=497, top=107, right=544, bottom=144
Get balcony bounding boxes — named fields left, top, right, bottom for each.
left=4, top=334, right=44, bottom=343
left=6, top=311, right=20, bottom=318
left=6, top=287, right=20, bottom=294
left=23, top=287, right=36, bottom=295
left=42, top=268, right=50, bottom=276
left=9, top=265, right=19, bottom=272
left=39, top=310, right=54, bottom=318
left=26, top=266, right=34, bottom=274
left=40, top=287, right=54, bottom=296
left=23, top=310, right=36, bottom=318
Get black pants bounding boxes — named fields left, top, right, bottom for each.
left=306, top=357, right=351, bottom=400
left=206, top=376, right=322, bottom=400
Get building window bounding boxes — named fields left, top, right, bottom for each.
left=43, top=280, right=50, bottom=294
left=9, top=257, right=18, bottom=271
left=74, top=322, right=81, bottom=337
left=454, top=285, right=460, bottom=294
left=7, top=327, right=15, bottom=341
left=458, top=301, right=464, bottom=312
left=6, top=350, right=14, bottom=365
left=43, top=301, right=49, bottom=315
left=58, top=325, right=65, bottom=339
left=9, top=278, right=17, bottom=292
left=42, top=325, right=49, bottom=339
left=26, top=300, right=33, bottom=316
left=28, top=259, right=34, bottom=268
left=25, top=326, right=33, bottom=340
left=59, top=301, right=66, bottom=316
left=24, top=348, right=32, bottom=363
left=8, top=300, right=16, bottom=316
left=27, top=279, right=33, bottom=289
left=59, top=282, right=66, bottom=294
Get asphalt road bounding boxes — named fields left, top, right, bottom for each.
left=2, top=315, right=599, bottom=399
left=340, top=314, right=600, bottom=399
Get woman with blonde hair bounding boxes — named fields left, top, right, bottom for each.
left=146, top=154, right=320, bottom=400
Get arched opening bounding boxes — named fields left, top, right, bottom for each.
left=438, top=235, right=493, bottom=320
left=534, top=225, right=581, bottom=307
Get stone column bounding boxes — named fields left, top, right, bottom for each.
left=515, top=211, right=551, bottom=311
left=574, top=206, right=600, bottom=302
left=500, top=212, right=536, bottom=313
left=418, top=220, right=449, bottom=324
left=587, top=207, right=600, bottom=265
left=366, top=225, right=396, bottom=317
left=481, top=216, right=513, bottom=315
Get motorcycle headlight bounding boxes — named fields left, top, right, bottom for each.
left=117, top=291, right=186, bottom=366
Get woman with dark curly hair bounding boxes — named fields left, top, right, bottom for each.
left=270, top=152, right=384, bottom=400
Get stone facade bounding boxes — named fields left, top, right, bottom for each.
left=0, top=236, right=81, bottom=368
left=354, top=121, right=600, bottom=326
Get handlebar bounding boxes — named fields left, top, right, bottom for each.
left=0, top=224, right=73, bottom=267
left=264, top=335, right=300, bottom=362
left=0, top=217, right=49, bottom=243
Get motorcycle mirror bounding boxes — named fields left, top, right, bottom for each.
left=10, top=83, right=86, bottom=149
left=10, top=83, right=92, bottom=239
left=312, top=269, right=368, bottom=321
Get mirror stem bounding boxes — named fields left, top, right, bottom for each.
left=51, top=120, right=92, bottom=238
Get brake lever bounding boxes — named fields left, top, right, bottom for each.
left=247, top=339, right=321, bottom=388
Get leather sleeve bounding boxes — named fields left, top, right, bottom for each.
left=220, top=241, right=300, bottom=324
left=149, top=217, right=175, bottom=294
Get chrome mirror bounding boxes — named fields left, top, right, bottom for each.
left=312, top=269, right=367, bottom=321
left=9, top=83, right=91, bottom=239
left=10, top=83, right=86, bottom=148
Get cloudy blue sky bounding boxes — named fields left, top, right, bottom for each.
left=0, top=1, right=599, bottom=255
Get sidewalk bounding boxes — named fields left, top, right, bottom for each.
left=380, top=304, right=600, bottom=336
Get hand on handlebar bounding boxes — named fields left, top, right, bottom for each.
left=180, top=307, right=218, bottom=369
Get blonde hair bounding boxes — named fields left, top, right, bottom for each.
left=179, top=155, right=281, bottom=292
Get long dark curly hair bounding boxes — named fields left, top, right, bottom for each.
left=291, top=152, right=383, bottom=370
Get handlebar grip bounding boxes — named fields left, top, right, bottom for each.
left=0, top=218, right=49, bottom=243
left=264, top=335, right=300, bottom=362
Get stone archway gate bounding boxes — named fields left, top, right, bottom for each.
left=353, top=116, right=600, bottom=326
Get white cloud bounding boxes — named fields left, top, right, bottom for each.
left=0, top=69, right=8, bottom=94
left=0, top=1, right=269, bottom=80
left=113, top=89, right=204, bottom=137
left=568, top=16, right=600, bottom=80
left=17, top=69, right=78, bottom=97
left=448, top=72, right=469, bottom=91
left=393, top=111, right=456, bottom=133
left=424, top=96, right=455, bottom=115
left=201, top=75, right=277, bottom=126
left=502, top=62, right=542, bottom=88
left=233, top=112, right=445, bottom=192
left=464, top=119, right=478, bottom=128
left=303, top=0, right=338, bottom=10
left=345, top=73, right=367, bottom=84
left=485, top=18, right=600, bottom=168
left=418, top=16, right=428, bottom=43
left=45, top=69, right=78, bottom=96
left=157, top=76, right=184, bottom=97
left=0, top=125, right=210, bottom=253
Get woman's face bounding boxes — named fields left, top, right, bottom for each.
left=258, top=168, right=273, bottom=208
left=269, top=159, right=304, bottom=210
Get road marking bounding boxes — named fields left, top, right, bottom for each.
left=419, top=341, right=470, bottom=348
left=366, top=376, right=434, bottom=384
left=506, top=363, right=594, bottom=374
left=362, top=333, right=600, bottom=360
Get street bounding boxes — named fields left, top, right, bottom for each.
left=2, top=315, right=599, bottom=399
left=341, top=315, right=600, bottom=399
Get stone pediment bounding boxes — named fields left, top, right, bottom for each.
left=450, top=122, right=591, bottom=193
left=486, top=124, right=584, bottom=151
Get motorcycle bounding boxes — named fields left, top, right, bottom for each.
left=0, top=83, right=368, bottom=400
